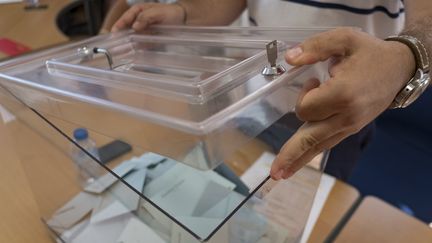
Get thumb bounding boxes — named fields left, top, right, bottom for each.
left=285, top=28, right=358, bottom=66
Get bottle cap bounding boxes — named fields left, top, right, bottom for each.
left=73, top=128, right=88, bottom=141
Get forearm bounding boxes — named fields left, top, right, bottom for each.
left=401, top=1, right=432, bottom=69
left=179, top=0, right=246, bottom=26
left=101, top=0, right=129, bottom=32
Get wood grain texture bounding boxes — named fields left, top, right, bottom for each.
left=0, top=0, right=70, bottom=241
left=0, top=0, right=68, bottom=51
left=308, top=180, right=360, bottom=243
left=0, top=120, right=52, bottom=243
left=335, top=196, right=432, bottom=243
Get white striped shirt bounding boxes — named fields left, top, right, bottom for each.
left=248, top=0, right=405, bottom=38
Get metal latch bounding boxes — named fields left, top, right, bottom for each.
left=261, top=40, right=286, bottom=77
left=93, top=47, right=113, bottom=70
left=77, top=46, right=114, bottom=70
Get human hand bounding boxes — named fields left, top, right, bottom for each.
left=99, top=28, right=109, bottom=34
left=270, top=28, right=416, bottom=180
left=111, top=3, right=185, bottom=32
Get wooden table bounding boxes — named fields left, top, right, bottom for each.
left=0, top=113, right=53, bottom=243
left=308, top=180, right=359, bottom=243
left=0, top=1, right=69, bottom=241
left=0, top=0, right=69, bottom=59
left=335, top=196, right=432, bottom=243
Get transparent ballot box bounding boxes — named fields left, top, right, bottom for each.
left=0, top=27, right=330, bottom=242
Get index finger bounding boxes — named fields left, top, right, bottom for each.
left=112, top=4, right=154, bottom=32
left=296, top=70, right=355, bottom=122
left=270, top=114, right=345, bottom=178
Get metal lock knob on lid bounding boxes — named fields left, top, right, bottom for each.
left=261, top=40, right=286, bottom=77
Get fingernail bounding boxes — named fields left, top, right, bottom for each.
left=273, top=170, right=284, bottom=180
left=286, top=46, right=303, bottom=60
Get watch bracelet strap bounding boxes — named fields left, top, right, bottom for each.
left=385, top=35, right=430, bottom=73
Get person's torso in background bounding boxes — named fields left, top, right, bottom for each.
left=127, top=0, right=175, bottom=6
left=248, top=0, right=405, bottom=38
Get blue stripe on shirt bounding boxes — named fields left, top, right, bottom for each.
left=282, top=0, right=404, bottom=19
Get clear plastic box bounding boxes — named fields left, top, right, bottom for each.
left=0, top=26, right=330, bottom=242
left=0, top=26, right=329, bottom=170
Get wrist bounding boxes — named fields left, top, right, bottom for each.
left=384, top=35, right=431, bottom=108
left=386, top=40, right=417, bottom=89
left=172, top=2, right=187, bottom=25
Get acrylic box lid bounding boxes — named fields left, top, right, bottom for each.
left=0, top=26, right=329, bottom=170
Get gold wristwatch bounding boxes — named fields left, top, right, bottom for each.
left=385, top=35, right=430, bottom=109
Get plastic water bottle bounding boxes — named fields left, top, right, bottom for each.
left=71, top=128, right=103, bottom=188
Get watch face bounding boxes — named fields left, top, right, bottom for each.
left=403, top=73, right=430, bottom=107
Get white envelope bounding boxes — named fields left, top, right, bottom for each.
left=116, top=217, right=166, bottom=243
left=144, top=163, right=235, bottom=198
left=84, top=162, right=136, bottom=194
left=60, top=218, right=90, bottom=242
left=202, top=191, right=244, bottom=219
left=141, top=200, right=174, bottom=233
left=142, top=162, right=238, bottom=237
left=71, top=213, right=133, bottom=243
left=136, top=201, right=173, bottom=239
left=134, top=153, right=167, bottom=169
left=91, top=201, right=131, bottom=224
left=175, top=216, right=221, bottom=240
left=110, top=168, right=147, bottom=210
left=91, top=168, right=147, bottom=224
left=47, top=192, right=99, bottom=230
left=170, top=218, right=229, bottom=243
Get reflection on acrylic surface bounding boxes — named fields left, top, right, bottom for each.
left=46, top=152, right=320, bottom=243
